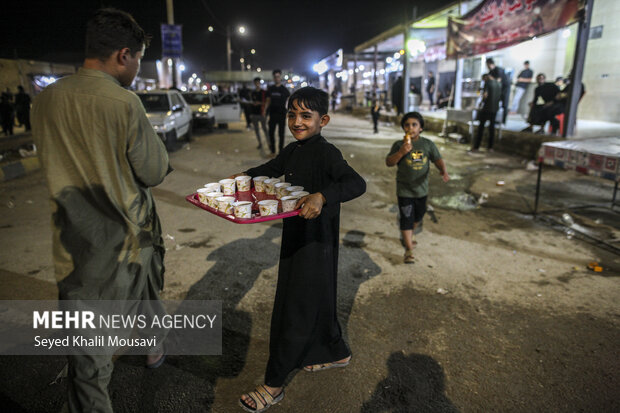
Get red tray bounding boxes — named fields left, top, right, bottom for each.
left=185, top=190, right=300, bottom=224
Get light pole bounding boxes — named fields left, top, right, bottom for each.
left=226, top=25, right=246, bottom=72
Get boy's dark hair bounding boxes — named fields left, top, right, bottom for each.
left=272, top=69, right=282, bottom=76
left=486, top=57, right=495, bottom=64
left=400, top=111, right=424, bottom=129
left=253, top=77, right=261, bottom=83
left=288, top=87, right=329, bottom=116
left=85, top=8, right=150, bottom=59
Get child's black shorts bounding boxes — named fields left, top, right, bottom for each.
left=398, top=196, right=427, bottom=230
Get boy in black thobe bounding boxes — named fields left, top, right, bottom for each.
left=234, top=87, right=366, bottom=412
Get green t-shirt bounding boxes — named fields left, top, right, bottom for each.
left=388, top=136, right=441, bottom=198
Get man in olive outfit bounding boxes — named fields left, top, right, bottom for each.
left=31, top=9, right=170, bottom=412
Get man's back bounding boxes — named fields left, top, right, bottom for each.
left=32, top=67, right=169, bottom=285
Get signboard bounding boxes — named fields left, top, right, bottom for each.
left=447, top=0, right=585, bottom=58
left=161, top=24, right=183, bottom=59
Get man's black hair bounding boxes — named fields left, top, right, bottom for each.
left=272, top=69, right=282, bottom=76
left=253, top=77, right=261, bottom=83
left=524, top=60, right=530, bottom=65
left=288, top=87, right=329, bottom=116
left=85, top=8, right=150, bottom=59
left=486, top=57, right=495, bottom=64
left=400, top=111, right=424, bottom=129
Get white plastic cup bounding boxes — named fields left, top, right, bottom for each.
left=253, top=176, right=268, bottom=192
left=219, top=179, right=236, bottom=195
left=264, top=178, right=280, bottom=195
left=204, top=182, right=221, bottom=192
left=235, top=175, right=252, bottom=192
left=216, top=196, right=235, bottom=214
left=233, top=201, right=253, bottom=218
left=206, top=191, right=223, bottom=208
left=258, top=199, right=279, bottom=216
left=275, top=182, right=291, bottom=199
left=291, top=191, right=310, bottom=198
left=197, top=188, right=211, bottom=204
left=281, top=195, right=300, bottom=212
left=286, top=185, right=304, bottom=195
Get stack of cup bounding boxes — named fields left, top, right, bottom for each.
left=275, top=182, right=291, bottom=199
left=258, top=200, right=279, bottom=216
left=219, top=179, right=236, bottom=195
left=264, top=178, right=280, bottom=196
left=253, top=176, right=268, bottom=193
left=235, top=175, right=252, bottom=192
left=206, top=191, right=223, bottom=208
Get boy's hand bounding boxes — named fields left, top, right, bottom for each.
left=295, top=193, right=326, bottom=219
left=227, top=172, right=249, bottom=179
left=441, top=172, right=450, bottom=183
left=399, top=141, right=413, bottom=155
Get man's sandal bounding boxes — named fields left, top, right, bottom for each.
left=303, top=356, right=351, bottom=372
left=239, top=385, right=284, bottom=413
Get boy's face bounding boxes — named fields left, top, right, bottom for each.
left=402, top=117, right=423, bottom=139
left=287, top=100, right=329, bottom=141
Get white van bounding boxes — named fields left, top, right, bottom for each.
left=136, top=90, right=192, bottom=150
left=183, top=91, right=242, bottom=130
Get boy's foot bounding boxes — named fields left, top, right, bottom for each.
left=240, top=385, right=284, bottom=412
left=304, top=355, right=351, bottom=372
left=404, top=249, right=415, bottom=264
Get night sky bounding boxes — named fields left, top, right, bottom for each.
left=2, top=0, right=452, bottom=79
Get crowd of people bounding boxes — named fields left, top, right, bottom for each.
left=0, top=86, right=31, bottom=136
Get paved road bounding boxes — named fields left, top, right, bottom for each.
left=0, top=114, right=618, bottom=412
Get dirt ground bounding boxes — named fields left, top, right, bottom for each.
left=0, top=113, right=618, bottom=412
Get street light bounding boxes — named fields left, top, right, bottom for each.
left=251, top=49, right=256, bottom=54
left=226, top=25, right=247, bottom=72
left=238, top=26, right=246, bottom=34
left=208, top=26, right=214, bottom=32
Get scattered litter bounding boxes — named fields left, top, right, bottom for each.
left=440, top=146, right=445, bottom=151
left=525, top=160, right=538, bottom=171
left=436, top=288, right=449, bottom=295
left=427, top=204, right=438, bottom=223
left=536, top=293, right=542, bottom=297
left=594, top=218, right=603, bottom=224
left=165, top=234, right=175, bottom=241
left=478, top=193, right=489, bottom=205
left=216, top=150, right=221, bottom=155
left=538, top=268, right=546, bottom=273
left=25, top=200, right=33, bottom=204
left=448, top=132, right=462, bottom=141
left=234, top=148, right=239, bottom=153
left=496, top=180, right=505, bottom=186
left=565, top=228, right=575, bottom=239
left=224, top=287, right=229, bottom=291
left=174, top=244, right=183, bottom=251
left=349, top=153, right=355, bottom=158
left=512, top=250, right=517, bottom=255
left=561, top=213, right=575, bottom=226
left=573, top=266, right=580, bottom=271
left=18, top=144, right=37, bottom=158
left=193, top=168, right=198, bottom=172
left=186, top=145, right=191, bottom=150
left=6, top=201, right=15, bottom=209
left=587, top=262, right=603, bottom=272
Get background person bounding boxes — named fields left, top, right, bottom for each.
left=265, top=69, right=290, bottom=155
left=510, top=60, right=533, bottom=114
left=31, top=9, right=170, bottom=412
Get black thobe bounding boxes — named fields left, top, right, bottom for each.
left=245, top=134, right=366, bottom=387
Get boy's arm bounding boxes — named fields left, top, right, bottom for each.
left=434, top=158, right=450, bottom=183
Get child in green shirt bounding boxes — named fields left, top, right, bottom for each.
left=386, top=112, right=450, bottom=263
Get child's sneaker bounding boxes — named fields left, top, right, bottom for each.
left=404, top=249, right=415, bottom=264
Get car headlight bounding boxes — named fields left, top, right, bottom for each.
left=153, top=121, right=175, bottom=132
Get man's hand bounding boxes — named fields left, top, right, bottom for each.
left=295, top=192, right=326, bottom=219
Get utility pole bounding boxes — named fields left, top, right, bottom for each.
left=564, top=0, right=594, bottom=137
left=226, top=25, right=232, bottom=72
left=403, top=6, right=417, bottom=114
left=166, top=0, right=177, bottom=88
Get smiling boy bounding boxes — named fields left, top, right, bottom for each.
left=386, top=112, right=449, bottom=263
left=232, top=87, right=366, bottom=412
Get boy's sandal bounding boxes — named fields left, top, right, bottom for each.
left=239, top=385, right=284, bottom=413
left=404, top=250, right=415, bottom=264
left=303, top=356, right=351, bottom=372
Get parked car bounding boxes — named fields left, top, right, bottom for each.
left=136, top=89, right=192, bottom=150
left=182, top=91, right=216, bottom=130
left=183, top=91, right=242, bottom=130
